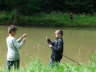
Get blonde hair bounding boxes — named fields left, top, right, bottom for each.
left=55, top=29, right=63, bottom=36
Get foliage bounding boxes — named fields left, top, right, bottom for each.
left=0, top=0, right=96, bottom=14
left=1, top=12, right=96, bottom=27
left=1, top=59, right=96, bottom=72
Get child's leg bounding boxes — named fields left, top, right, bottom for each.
left=7, top=61, right=14, bottom=71
left=50, top=58, right=55, bottom=65
left=50, top=58, right=61, bottom=64
left=14, top=60, right=20, bottom=70
left=50, top=59, right=61, bottom=67
left=58, top=59, right=61, bottom=63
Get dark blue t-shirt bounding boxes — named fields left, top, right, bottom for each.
left=50, top=38, right=64, bottom=61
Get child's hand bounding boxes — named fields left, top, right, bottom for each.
left=46, top=36, right=51, bottom=44
left=18, top=33, right=27, bottom=42
left=49, top=44, right=53, bottom=48
left=22, top=33, right=27, bottom=38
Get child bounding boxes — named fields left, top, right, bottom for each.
left=6, top=25, right=27, bottom=71
left=46, top=30, right=64, bottom=65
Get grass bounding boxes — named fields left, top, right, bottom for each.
left=1, top=12, right=96, bottom=27
left=0, top=59, right=96, bottom=72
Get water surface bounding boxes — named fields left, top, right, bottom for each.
left=0, top=26, right=96, bottom=67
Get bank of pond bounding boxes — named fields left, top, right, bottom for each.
left=1, top=12, right=96, bottom=27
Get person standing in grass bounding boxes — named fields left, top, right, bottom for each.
left=46, top=30, right=64, bottom=65
left=6, top=25, right=27, bottom=71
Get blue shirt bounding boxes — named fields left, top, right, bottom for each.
left=50, top=38, right=64, bottom=61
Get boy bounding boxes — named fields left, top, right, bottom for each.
left=46, top=30, right=64, bottom=65
left=6, top=25, right=27, bottom=71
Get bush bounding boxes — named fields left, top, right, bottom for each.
left=1, top=12, right=96, bottom=27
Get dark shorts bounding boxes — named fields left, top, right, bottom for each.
left=7, top=60, right=20, bottom=71
left=50, top=56, right=62, bottom=66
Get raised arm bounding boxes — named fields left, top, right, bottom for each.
left=46, top=37, right=54, bottom=48
left=17, top=33, right=27, bottom=43
left=12, top=38, right=26, bottom=49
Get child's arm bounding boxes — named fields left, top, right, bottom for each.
left=46, top=38, right=52, bottom=44
left=13, top=37, right=26, bottom=49
left=46, top=37, right=54, bottom=48
left=17, top=33, right=27, bottom=43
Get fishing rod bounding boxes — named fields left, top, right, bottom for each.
left=63, top=55, right=81, bottom=65
left=46, top=37, right=81, bottom=65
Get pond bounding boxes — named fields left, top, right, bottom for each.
left=0, top=26, right=96, bottom=67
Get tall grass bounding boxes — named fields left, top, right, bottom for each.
left=0, top=59, right=96, bottom=72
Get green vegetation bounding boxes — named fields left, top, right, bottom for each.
left=0, top=0, right=96, bottom=14
left=1, top=12, right=96, bottom=27
left=1, top=55, right=96, bottom=72
left=1, top=54, right=96, bottom=72
left=0, top=59, right=96, bottom=72
left=0, top=0, right=96, bottom=27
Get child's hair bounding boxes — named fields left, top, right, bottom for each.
left=8, top=25, right=17, bottom=33
left=55, top=29, right=63, bottom=36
